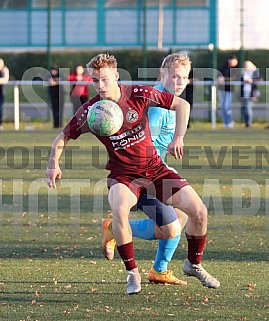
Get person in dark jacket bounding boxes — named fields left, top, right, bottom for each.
left=217, top=55, right=239, bottom=128
left=0, top=58, right=10, bottom=130
left=48, top=66, right=65, bottom=128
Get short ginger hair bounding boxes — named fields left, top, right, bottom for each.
left=87, top=53, right=117, bottom=74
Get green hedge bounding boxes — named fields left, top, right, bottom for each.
left=1, top=48, right=268, bottom=80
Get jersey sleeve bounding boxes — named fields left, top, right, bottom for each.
left=132, top=85, right=174, bottom=110
left=149, top=86, right=174, bottom=109
left=63, top=103, right=91, bottom=139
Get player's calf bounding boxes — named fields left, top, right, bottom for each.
left=157, top=219, right=181, bottom=240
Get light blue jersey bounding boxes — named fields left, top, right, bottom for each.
left=148, top=83, right=176, bottom=160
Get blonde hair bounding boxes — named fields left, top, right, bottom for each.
left=161, top=51, right=191, bottom=72
left=244, top=60, right=256, bottom=71
left=87, top=53, right=117, bottom=74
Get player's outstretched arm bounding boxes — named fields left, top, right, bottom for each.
left=168, top=96, right=190, bottom=159
left=46, top=132, right=70, bottom=189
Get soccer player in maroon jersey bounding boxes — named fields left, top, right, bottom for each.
left=46, top=53, right=219, bottom=294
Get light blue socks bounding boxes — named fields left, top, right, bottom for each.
left=129, top=218, right=181, bottom=272
left=153, top=235, right=181, bottom=272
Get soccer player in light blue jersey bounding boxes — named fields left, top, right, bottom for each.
left=102, top=52, right=220, bottom=288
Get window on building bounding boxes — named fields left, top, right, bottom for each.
left=105, top=0, right=137, bottom=7
left=65, top=0, right=97, bottom=8
left=143, top=0, right=172, bottom=6
left=105, top=0, right=172, bottom=7
left=176, top=0, right=208, bottom=6
left=31, top=0, right=61, bottom=8
left=0, top=0, right=27, bottom=8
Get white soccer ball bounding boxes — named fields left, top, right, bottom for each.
left=87, top=100, right=123, bottom=136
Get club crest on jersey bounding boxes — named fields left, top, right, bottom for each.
left=126, top=110, right=138, bottom=123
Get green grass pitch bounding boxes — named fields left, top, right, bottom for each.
left=0, top=122, right=268, bottom=321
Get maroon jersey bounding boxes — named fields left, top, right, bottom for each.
left=63, top=85, right=174, bottom=174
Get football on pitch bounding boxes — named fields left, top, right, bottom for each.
left=87, top=100, right=123, bottom=136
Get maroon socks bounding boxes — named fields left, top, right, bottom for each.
left=186, top=233, right=206, bottom=265
left=117, top=242, right=137, bottom=271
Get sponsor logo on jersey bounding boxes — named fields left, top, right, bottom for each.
left=126, top=109, right=138, bottom=123
left=110, top=124, right=145, bottom=151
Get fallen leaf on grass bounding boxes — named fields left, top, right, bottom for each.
left=247, top=283, right=256, bottom=291
left=89, top=288, right=97, bottom=292
left=245, top=293, right=253, bottom=298
left=89, top=260, right=97, bottom=265
left=35, top=290, right=41, bottom=297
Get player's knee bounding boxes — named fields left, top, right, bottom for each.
left=195, top=203, right=208, bottom=227
left=162, top=219, right=181, bottom=239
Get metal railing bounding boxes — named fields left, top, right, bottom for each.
left=5, top=80, right=269, bottom=130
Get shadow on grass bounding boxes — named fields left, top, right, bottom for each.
left=0, top=280, right=138, bottom=302
left=0, top=280, right=125, bottom=285
left=0, top=295, right=71, bottom=303
left=0, top=246, right=268, bottom=262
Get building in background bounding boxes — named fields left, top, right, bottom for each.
left=0, top=0, right=217, bottom=50
left=0, top=0, right=267, bottom=51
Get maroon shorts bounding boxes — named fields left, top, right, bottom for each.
left=107, top=163, right=189, bottom=202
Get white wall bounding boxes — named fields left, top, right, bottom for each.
left=218, top=0, right=268, bottom=49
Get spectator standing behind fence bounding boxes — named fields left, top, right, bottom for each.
left=48, top=66, right=65, bottom=128
left=240, top=60, right=260, bottom=128
left=0, top=58, right=10, bottom=130
left=217, top=55, right=239, bottom=129
left=67, top=64, right=92, bottom=114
